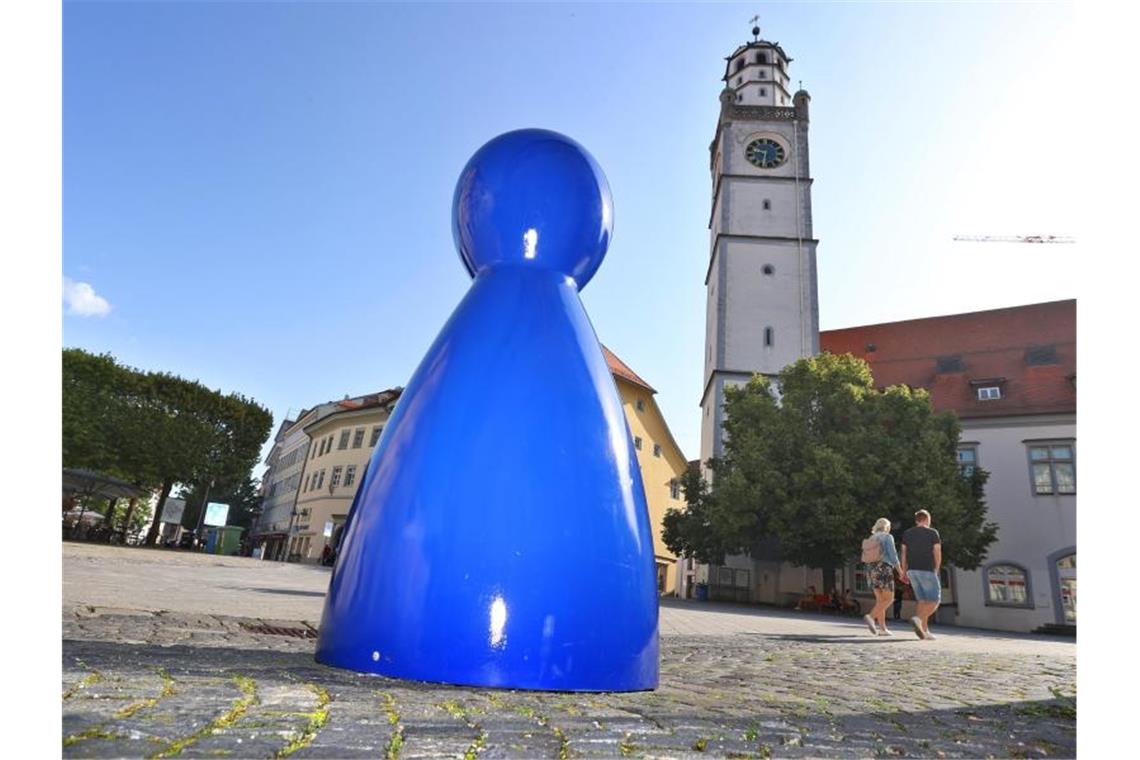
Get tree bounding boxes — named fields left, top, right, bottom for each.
left=62, top=349, right=273, bottom=545
left=662, top=352, right=998, bottom=591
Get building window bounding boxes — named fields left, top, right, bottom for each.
left=1029, top=443, right=1076, bottom=495
left=936, top=355, right=965, bottom=373
left=352, top=428, right=365, bottom=448
left=957, top=446, right=978, bottom=477
left=370, top=426, right=382, bottom=447
left=759, top=70, right=766, bottom=79
left=1025, top=345, right=1058, bottom=365
left=303, top=474, right=310, bottom=492
left=635, top=399, right=645, bottom=412
left=330, top=466, right=343, bottom=490
left=653, top=443, right=662, bottom=458
left=985, top=564, right=1031, bottom=607
left=670, top=479, right=681, bottom=499
left=338, top=430, right=350, bottom=449
left=344, top=465, right=357, bottom=488
left=634, top=436, right=643, bottom=451
left=735, top=58, right=744, bottom=72
left=762, top=264, right=774, bottom=275
left=762, top=199, right=771, bottom=210
left=310, top=444, right=317, bottom=460
left=759, top=87, right=767, bottom=97
left=854, top=566, right=870, bottom=593
left=764, top=327, right=774, bottom=347
left=977, top=386, right=1002, bottom=401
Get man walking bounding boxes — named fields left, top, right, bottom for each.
left=900, top=509, right=942, bottom=640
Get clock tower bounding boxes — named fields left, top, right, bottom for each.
left=699, top=28, right=820, bottom=465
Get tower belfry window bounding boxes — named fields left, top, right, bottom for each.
left=764, top=327, right=774, bottom=347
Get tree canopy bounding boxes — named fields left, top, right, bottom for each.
left=62, top=349, right=273, bottom=543
left=663, top=353, right=997, bottom=582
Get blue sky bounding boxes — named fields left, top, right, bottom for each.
left=63, top=1, right=1079, bottom=470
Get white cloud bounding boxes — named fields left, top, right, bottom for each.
left=63, top=278, right=112, bottom=317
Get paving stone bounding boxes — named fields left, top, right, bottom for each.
left=62, top=544, right=1076, bottom=758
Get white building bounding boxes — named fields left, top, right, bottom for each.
left=701, top=28, right=819, bottom=465
left=695, top=28, right=822, bottom=605
left=824, top=301, right=1077, bottom=633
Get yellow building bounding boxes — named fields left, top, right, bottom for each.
left=288, top=390, right=400, bottom=562
left=603, top=346, right=690, bottom=596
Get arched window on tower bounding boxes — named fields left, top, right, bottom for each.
left=758, top=52, right=768, bottom=63
left=764, top=327, right=774, bottom=347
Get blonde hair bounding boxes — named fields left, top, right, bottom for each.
left=872, top=518, right=891, bottom=534
left=915, top=509, right=931, bottom=524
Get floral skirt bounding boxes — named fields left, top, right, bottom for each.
left=867, top=561, right=895, bottom=592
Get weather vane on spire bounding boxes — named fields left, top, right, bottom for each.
left=749, top=15, right=761, bottom=41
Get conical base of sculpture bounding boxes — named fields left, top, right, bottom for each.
left=315, top=267, right=659, bottom=692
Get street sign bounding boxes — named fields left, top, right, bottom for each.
left=204, top=502, right=230, bottom=527
left=160, top=498, right=186, bottom=525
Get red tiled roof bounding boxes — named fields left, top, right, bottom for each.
left=602, top=345, right=656, bottom=393
left=820, top=300, right=1075, bottom=419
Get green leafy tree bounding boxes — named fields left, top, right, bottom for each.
left=62, top=349, right=273, bottom=545
left=662, top=353, right=998, bottom=590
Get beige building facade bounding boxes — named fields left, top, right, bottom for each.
left=287, top=391, right=400, bottom=563
left=603, top=347, right=689, bottom=596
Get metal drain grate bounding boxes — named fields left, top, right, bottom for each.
left=240, top=623, right=319, bottom=639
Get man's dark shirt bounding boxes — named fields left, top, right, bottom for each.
left=901, top=525, right=941, bottom=572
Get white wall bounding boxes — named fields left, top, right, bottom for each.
left=952, top=414, right=1076, bottom=632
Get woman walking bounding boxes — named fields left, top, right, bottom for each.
left=862, top=518, right=902, bottom=636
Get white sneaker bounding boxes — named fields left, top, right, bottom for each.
left=923, top=629, right=936, bottom=640
left=910, top=616, right=926, bottom=639
left=878, top=628, right=894, bottom=637
left=863, top=614, right=878, bottom=634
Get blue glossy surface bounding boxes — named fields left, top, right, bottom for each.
left=315, top=130, right=659, bottom=691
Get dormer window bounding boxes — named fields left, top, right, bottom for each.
left=970, top=377, right=1007, bottom=401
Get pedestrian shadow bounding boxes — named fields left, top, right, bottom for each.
left=239, top=587, right=327, bottom=597
left=759, top=633, right=909, bottom=644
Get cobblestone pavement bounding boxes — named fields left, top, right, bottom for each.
left=62, top=546, right=1076, bottom=759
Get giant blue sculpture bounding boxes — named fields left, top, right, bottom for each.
left=315, top=129, right=660, bottom=691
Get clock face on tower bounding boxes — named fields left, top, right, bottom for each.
left=745, top=138, right=786, bottom=169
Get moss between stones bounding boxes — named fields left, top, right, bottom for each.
left=272, top=683, right=331, bottom=758
left=148, top=675, right=258, bottom=759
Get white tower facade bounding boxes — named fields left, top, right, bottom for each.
left=699, top=33, right=820, bottom=465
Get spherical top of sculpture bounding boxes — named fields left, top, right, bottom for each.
left=452, top=129, right=613, bottom=290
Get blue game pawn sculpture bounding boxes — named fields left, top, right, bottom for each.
left=315, top=129, right=660, bottom=692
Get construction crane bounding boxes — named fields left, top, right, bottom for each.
left=952, top=235, right=1075, bottom=244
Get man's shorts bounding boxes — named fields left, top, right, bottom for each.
left=907, top=570, right=942, bottom=603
